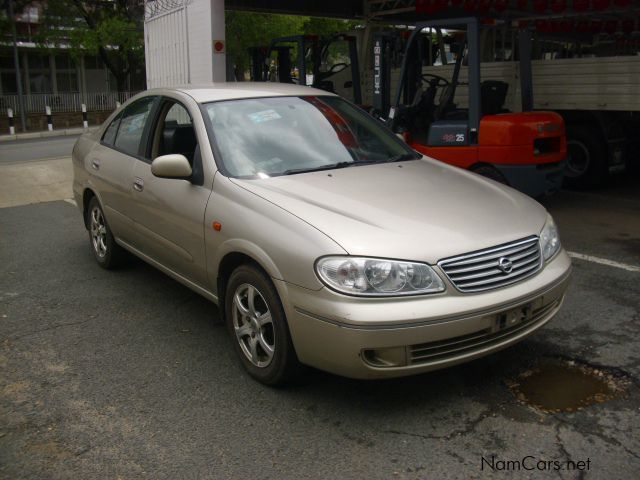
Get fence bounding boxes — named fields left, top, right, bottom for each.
left=0, top=91, right=139, bottom=114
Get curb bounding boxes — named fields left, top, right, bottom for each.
left=0, top=127, right=99, bottom=143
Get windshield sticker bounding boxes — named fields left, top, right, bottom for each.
left=248, top=109, right=282, bottom=124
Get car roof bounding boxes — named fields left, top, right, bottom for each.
left=147, top=82, right=338, bottom=103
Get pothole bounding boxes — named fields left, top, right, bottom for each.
left=506, top=357, right=630, bottom=413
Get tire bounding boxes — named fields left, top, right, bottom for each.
left=86, top=197, right=125, bottom=269
left=626, top=142, right=640, bottom=176
left=224, top=264, right=301, bottom=386
left=564, top=126, right=608, bottom=189
left=470, top=164, right=508, bottom=185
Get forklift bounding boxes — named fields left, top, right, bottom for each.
left=249, top=34, right=362, bottom=105
left=377, top=18, right=566, bottom=198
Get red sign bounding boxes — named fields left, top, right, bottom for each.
left=213, top=40, right=225, bottom=54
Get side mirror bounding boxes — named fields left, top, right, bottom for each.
left=151, top=154, right=192, bottom=179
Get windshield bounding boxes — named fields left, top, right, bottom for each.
left=203, top=96, right=419, bottom=178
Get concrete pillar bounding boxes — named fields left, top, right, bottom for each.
left=144, top=0, right=226, bottom=88
left=188, top=0, right=226, bottom=82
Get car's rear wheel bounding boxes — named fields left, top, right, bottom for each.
left=87, top=197, right=124, bottom=269
left=225, top=264, right=301, bottom=386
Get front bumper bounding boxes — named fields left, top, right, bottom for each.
left=275, top=249, right=571, bottom=379
left=496, top=161, right=565, bottom=198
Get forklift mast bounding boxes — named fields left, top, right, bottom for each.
left=393, top=17, right=481, bottom=143
left=377, top=18, right=535, bottom=131
left=268, top=35, right=316, bottom=84
left=249, top=34, right=362, bottom=105
left=374, top=18, right=564, bottom=199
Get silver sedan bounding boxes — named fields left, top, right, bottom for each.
left=72, top=83, right=571, bottom=385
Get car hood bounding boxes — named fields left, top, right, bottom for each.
left=231, top=158, right=548, bottom=264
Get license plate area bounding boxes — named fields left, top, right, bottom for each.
left=492, top=303, right=533, bottom=333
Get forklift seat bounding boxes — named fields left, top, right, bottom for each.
left=481, top=81, right=509, bottom=116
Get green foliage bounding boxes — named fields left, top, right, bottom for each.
left=226, top=11, right=361, bottom=74
left=1, top=0, right=32, bottom=37
left=225, top=11, right=304, bottom=73
left=37, top=0, right=144, bottom=90
left=301, top=17, right=359, bottom=37
left=8, top=1, right=362, bottom=85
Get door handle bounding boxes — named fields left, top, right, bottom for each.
left=91, top=159, right=100, bottom=170
left=133, top=177, right=144, bottom=192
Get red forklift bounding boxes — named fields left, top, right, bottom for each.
left=249, top=34, right=362, bottom=105
left=379, top=18, right=566, bottom=197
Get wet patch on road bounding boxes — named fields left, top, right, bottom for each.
left=506, top=357, right=631, bottom=414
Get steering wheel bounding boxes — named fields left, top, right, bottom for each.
left=318, top=62, right=349, bottom=81
left=420, top=73, right=450, bottom=88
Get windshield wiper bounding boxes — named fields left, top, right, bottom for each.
left=387, top=152, right=421, bottom=163
left=280, top=161, right=354, bottom=176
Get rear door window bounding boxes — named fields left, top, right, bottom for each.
left=113, top=97, right=156, bottom=157
left=102, top=112, right=122, bottom=146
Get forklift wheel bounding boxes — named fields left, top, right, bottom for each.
left=564, top=125, right=608, bottom=189
left=470, top=165, right=508, bottom=185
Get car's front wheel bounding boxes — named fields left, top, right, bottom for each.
left=87, top=197, right=124, bottom=269
left=225, top=264, right=301, bottom=386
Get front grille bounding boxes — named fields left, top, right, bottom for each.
left=409, top=298, right=561, bottom=365
left=438, top=236, right=542, bottom=293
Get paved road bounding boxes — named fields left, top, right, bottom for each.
left=1, top=198, right=639, bottom=479
left=0, top=135, right=79, bottom=164
left=542, top=176, right=640, bottom=266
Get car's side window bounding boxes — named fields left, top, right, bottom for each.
left=101, top=112, right=122, bottom=146
left=113, top=97, right=156, bottom=157
left=149, top=99, right=203, bottom=184
left=155, top=102, right=198, bottom=164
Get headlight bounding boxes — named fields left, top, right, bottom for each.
left=315, top=256, right=445, bottom=296
left=539, top=215, right=561, bottom=261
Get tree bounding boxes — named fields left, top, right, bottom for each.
left=37, top=0, right=144, bottom=91
left=225, top=12, right=362, bottom=79
left=225, top=11, right=306, bottom=78
left=1, top=0, right=32, bottom=38
left=301, top=16, right=361, bottom=68
left=301, top=16, right=360, bottom=37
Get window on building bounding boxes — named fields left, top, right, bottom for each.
left=0, top=56, right=14, bottom=69
left=55, top=55, right=76, bottom=70
left=84, top=56, right=104, bottom=70
left=28, top=53, right=48, bottom=70
left=27, top=53, right=52, bottom=93
left=54, top=54, right=79, bottom=92
left=56, top=72, right=78, bottom=92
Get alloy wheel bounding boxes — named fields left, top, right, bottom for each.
left=232, top=283, right=275, bottom=368
left=90, top=206, right=108, bottom=258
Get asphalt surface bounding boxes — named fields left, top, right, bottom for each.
left=1, top=182, right=639, bottom=479
left=0, top=135, right=79, bottom=164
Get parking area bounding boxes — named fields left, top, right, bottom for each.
left=1, top=144, right=639, bottom=479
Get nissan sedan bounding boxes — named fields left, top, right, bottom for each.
left=72, top=83, right=571, bottom=385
